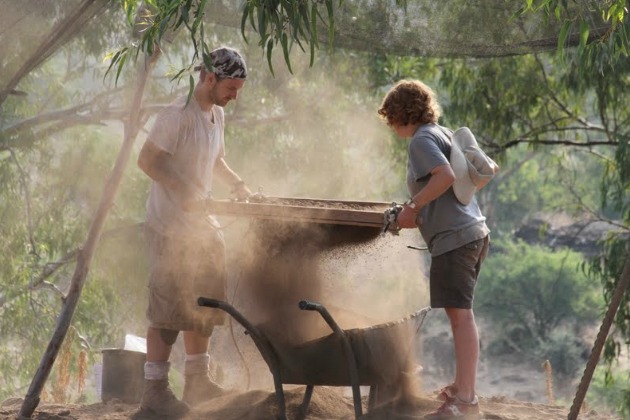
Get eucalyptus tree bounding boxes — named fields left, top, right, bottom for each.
left=518, top=3, right=630, bottom=414
left=361, top=1, right=630, bottom=413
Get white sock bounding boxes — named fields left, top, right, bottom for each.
left=184, top=352, right=209, bottom=376
left=144, top=361, right=170, bottom=380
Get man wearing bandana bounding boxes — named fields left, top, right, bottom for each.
left=136, top=47, right=250, bottom=417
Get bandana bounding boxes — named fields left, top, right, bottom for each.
left=194, top=47, right=247, bottom=79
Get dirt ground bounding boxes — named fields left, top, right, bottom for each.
left=1, top=314, right=624, bottom=420
left=2, top=222, right=623, bottom=420
left=0, top=385, right=622, bottom=420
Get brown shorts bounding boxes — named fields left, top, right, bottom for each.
left=145, top=226, right=227, bottom=335
left=429, top=236, right=489, bottom=309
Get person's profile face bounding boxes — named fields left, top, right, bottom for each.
left=209, top=77, right=245, bottom=107
left=390, top=121, right=416, bottom=138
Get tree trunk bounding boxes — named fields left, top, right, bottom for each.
left=568, top=253, right=630, bottom=420
left=18, top=51, right=160, bottom=418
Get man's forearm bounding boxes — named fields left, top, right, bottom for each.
left=214, top=158, right=243, bottom=188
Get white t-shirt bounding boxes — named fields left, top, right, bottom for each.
left=145, top=96, right=225, bottom=238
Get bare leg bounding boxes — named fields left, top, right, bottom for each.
left=444, top=307, right=479, bottom=403
left=146, top=326, right=172, bottom=362
left=183, top=331, right=210, bottom=355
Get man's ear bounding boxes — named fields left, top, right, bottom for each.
left=204, top=72, right=217, bottom=87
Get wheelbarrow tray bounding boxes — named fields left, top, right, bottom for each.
left=197, top=297, right=429, bottom=419
left=257, top=307, right=428, bottom=386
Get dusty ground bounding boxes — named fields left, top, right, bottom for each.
left=1, top=319, right=624, bottom=420
left=0, top=385, right=622, bottom=420
left=2, top=224, right=623, bottom=420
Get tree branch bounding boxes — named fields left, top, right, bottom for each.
left=2, top=101, right=293, bottom=152
left=533, top=53, right=593, bottom=129
left=8, top=149, right=36, bottom=255
left=0, top=0, right=110, bottom=106
left=0, top=221, right=146, bottom=312
left=501, top=138, right=618, bottom=151
left=0, top=248, right=79, bottom=310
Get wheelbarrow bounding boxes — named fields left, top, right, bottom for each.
left=197, top=297, right=430, bottom=420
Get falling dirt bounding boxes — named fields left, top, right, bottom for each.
left=236, top=220, right=383, bottom=345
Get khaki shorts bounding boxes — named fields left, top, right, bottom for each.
left=429, top=236, right=489, bottom=309
left=145, top=226, right=227, bottom=335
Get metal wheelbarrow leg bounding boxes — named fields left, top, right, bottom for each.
left=298, top=300, right=363, bottom=419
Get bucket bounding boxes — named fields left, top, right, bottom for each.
left=101, top=348, right=146, bottom=403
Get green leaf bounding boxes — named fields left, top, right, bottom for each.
left=248, top=2, right=257, bottom=32
left=186, top=74, right=194, bottom=106
left=266, top=38, right=275, bottom=77
left=258, top=6, right=267, bottom=40
left=103, top=49, right=123, bottom=82
left=281, top=32, right=293, bottom=74
left=240, top=3, right=250, bottom=43
left=102, top=51, right=115, bottom=63
left=202, top=51, right=213, bottom=72
left=326, top=0, right=335, bottom=49
left=558, top=20, right=571, bottom=51
left=114, top=49, right=128, bottom=86
left=299, top=2, right=312, bottom=39
left=193, top=0, right=208, bottom=34
left=579, top=20, right=590, bottom=49
left=123, top=0, right=135, bottom=26
left=169, top=67, right=187, bottom=82
left=309, top=4, right=319, bottom=67
left=271, top=7, right=283, bottom=40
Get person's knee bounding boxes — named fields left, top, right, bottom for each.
left=159, top=329, right=180, bottom=345
left=445, top=308, right=475, bottom=328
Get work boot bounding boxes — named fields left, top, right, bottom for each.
left=138, top=378, right=190, bottom=418
left=182, top=373, right=226, bottom=406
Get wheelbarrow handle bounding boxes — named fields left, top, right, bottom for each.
left=197, top=297, right=220, bottom=308
left=297, top=298, right=363, bottom=419
left=298, top=300, right=321, bottom=311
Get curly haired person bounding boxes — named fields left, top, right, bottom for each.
left=378, top=79, right=498, bottom=419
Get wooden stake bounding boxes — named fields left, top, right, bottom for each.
left=568, top=254, right=630, bottom=420
left=18, top=52, right=159, bottom=418
left=542, top=359, right=554, bottom=405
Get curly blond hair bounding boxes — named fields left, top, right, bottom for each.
left=378, top=80, right=442, bottom=126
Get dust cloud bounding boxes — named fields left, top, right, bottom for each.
left=163, top=49, right=428, bottom=400
left=192, top=202, right=426, bottom=406
left=215, top=216, right=426, bottom=404
left=101, top=39, right=429, bottom=403
left=232, top=220, right=418, bottom=344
